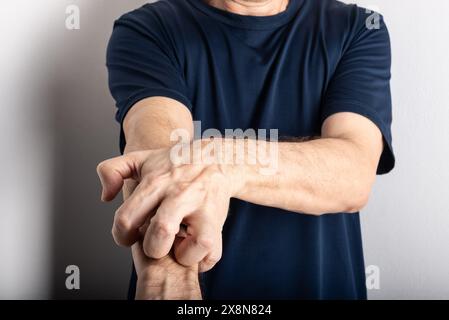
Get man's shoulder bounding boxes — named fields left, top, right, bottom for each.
left=307, top=0, right=387, bottom=48
left=311, top=0, right=375, bottom=28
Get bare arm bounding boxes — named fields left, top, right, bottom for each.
left=232, top=112, right=383, bottom=215
left=98, top=109, right=384, bottom=272
left=117, top=96, right=201, bottom=300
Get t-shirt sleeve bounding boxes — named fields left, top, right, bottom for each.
left=106, top=10, right=192, bottom=151
left=321, top=11, right=395, bottom=174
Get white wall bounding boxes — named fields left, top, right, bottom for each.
left=342, top=0, right=449, bottom=300
left=0, top=1, right=58, bottom=299
left=0, top=0, right=448, bottom=299
left=0, top=0, right=150, bottom=299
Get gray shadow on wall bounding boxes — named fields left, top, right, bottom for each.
left=46, top=1, right=149, bottom=299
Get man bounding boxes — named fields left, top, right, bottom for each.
left=97, top=0, right=394, bottom=299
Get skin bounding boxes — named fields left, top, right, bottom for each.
left=97, top=0, right=384, bottom=299
left=115, top=97, right=201, bottom=300
left=208, top=0, right=289, bottom=15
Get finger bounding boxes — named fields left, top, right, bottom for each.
left=132, top=212, right=158, bottom=276
left=198, top=240, right=222, bottom=273
left=143, top=192, right=198, bottom=259
left=112, top=179, right=167, bottom=246
left=96, top=151, right=147, bottom=202
left=174, top=218, right=217, bottom=268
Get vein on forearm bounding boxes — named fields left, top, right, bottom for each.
left=232, top=137, right=377, bottom=215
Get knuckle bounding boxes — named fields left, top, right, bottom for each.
left=199, top=259, right=219, bottom=273
left=205, top=254, right=220, bottom=266
left=96, top=161, right=108, bottom=175
left=111, top=227, right=122, bottom=246
left=114, top=210, right=132, bottom=233
left=111, top=225, right=128, bottom=247
left=151, top=219, right=174, bottom=238
left=199, top=248, right=222, bottom=272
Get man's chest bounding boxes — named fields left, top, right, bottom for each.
left=180, top=33, right=333, bottom=135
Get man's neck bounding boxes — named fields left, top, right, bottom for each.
left=206, top=0, right=289, bottom=16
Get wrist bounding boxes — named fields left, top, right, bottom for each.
left=136, top=282, right=201, bottom=301
left=221, top=138, right=251, bottom=198
left=136, top=265, right=201, bottom=300
left=225, top=160, right=248, bottom=199
left=198, top=138, right=249, bottom=198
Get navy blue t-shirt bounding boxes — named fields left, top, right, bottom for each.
left=106, top=0, right=395, bottom=299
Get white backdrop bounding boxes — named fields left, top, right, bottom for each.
left=0, top=0, right=448, bottom=299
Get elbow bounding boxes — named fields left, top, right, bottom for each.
left=312, top=191, right=370, bottom=215
left=343, top=190, right=371, bottom=213
left=341, top=175, right=374, bottom=213
left=313, top=175, right=374, bottom=215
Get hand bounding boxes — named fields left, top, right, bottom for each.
left=97, top=140, right=241, bottom=272
left=124, top=179, right=202, bottom=300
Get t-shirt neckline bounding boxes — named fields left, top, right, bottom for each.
left=187, top=0, right=304, bottom=30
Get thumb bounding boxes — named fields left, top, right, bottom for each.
left=96, top=152, right=146, bottom=202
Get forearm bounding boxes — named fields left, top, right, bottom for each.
left=189, top=133, right=377, bottom=215
left=122, top=97, right=200, bottom=299
left=99, top=109, right=383, bottom=280
left=227, top=137, right=378, bottom=215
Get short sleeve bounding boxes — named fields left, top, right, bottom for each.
left=106, top=10, right=192, bottom=152
left=321, top=11, right=395, bottom=174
